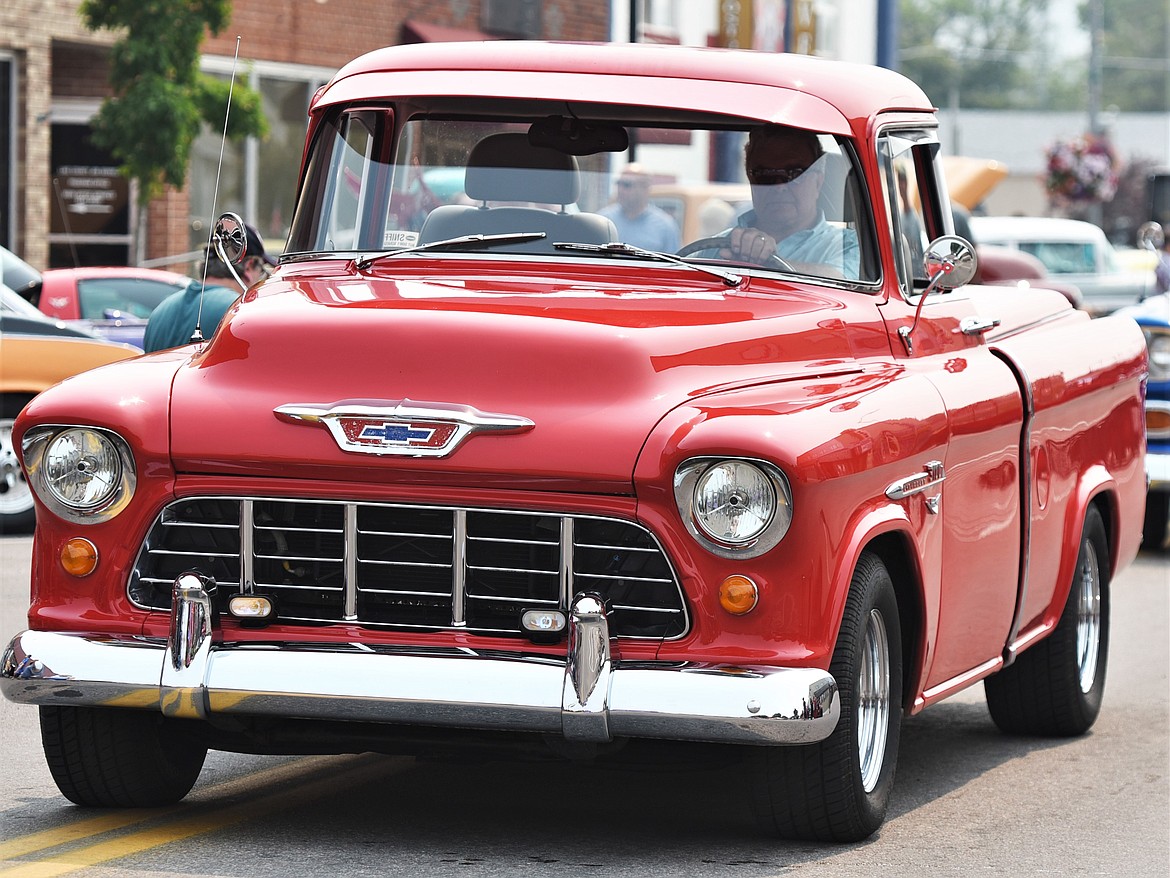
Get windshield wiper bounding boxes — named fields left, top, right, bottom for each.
left=553, top=241, right=742, bottom=287
left=355, top=232, right=547, bottom=270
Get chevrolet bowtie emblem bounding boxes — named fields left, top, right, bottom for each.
left=274, top=399, right=534, bottom=458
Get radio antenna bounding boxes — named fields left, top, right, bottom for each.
left=191, top=35, right=243, bottom=345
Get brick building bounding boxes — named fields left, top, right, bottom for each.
left=0, top=0, right=611, bottom=273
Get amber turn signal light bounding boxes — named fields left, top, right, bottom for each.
left=60, top=538, right=99, bottom=577
left=719, top=575, right=759, bottom=615
left=1148, top=408, right=1170, bottom=432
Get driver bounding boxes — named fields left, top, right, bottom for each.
left=715, top=125, right=859, bottom=279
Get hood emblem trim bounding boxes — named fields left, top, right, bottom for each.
left=274, top=399, right=534, bottom=458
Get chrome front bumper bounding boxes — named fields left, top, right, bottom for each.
left=1, top=575, right=839, bottom=746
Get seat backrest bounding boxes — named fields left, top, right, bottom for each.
left=418, top=133, right=616, bottom=252
left=464, top=133, right=580, bottom=206
left=418, top=204, right=617, bottom=252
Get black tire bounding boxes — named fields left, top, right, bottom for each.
left=1142, top=490, right=1169, bottom=552
left=40, top=706, right=207, bottom=807
left=748, top=551, right=903, bottom=842
left=984, top=505, right=1110, bottom=736
left=0, top=394, right=36, bottom=534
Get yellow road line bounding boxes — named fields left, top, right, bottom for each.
left=0, top=754, right=334, bottom=860
left=0, top=753, right=407, bottom=876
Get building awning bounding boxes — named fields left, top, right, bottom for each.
left=401, top=20, right=500, bottom=44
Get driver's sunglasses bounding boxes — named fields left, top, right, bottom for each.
left=747, top=164, right=812, bottom=185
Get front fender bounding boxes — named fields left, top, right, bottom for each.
left=634, top=365, right=947, bottom=670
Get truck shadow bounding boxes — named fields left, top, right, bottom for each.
left=273, top=698, right=1074, bottom=863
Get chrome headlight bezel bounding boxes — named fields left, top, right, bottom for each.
left=21, top=426, right=137, bottom=524
left=673, top=457, right=793, bottom=559
left=1144, top=326, right=1170, bottom=383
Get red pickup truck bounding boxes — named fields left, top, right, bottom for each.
left=2, top=42, right=1147, bottom=842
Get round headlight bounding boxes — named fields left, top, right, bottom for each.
left=43, top=428, right=123, bottom=509
left=22, top=425, right=136, bottom=524
left=675, top=458, right=793, bottom=557
left=694, top=461, right=775, bottom=544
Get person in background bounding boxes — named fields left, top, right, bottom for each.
left=1155, top=224, right=1170, bottom=295
left=143, top=224, right=275, bottom=353
left=600, top=164, right=681, bottom=253
left=714, top=124, right=859, bottom=279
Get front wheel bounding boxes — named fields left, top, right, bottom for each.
left=40, top=706, right=208, bottom=807
left=984, top=505, right=1110, bottom=736
left=0, top=394, right=35, bottom=533
left=748, top=551, right=903, bottom=842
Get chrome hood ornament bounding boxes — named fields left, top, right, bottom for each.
left=274, top=399, right=534, bottom=458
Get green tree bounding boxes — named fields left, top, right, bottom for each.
left=80, top=0, right=267, bottom=207
left=1085, top=0, right=1170, bottom=112
left=899, top=0, right=1054, bottom=109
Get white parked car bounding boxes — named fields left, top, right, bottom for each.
left=969, top=216, right=1156, bottom=315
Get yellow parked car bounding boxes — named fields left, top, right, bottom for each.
left=1, top=283, right=139, bottom=532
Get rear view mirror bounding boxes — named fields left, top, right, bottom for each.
left=528, top=116, right=629, bottom=156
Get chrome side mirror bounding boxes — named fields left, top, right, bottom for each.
left=899, top=235, right=979, bottom=355
left=922, top=235, right=978, bottom=292
left=212, top=212, right=248, bottom=266
left=1137, top=221, right=1165, bottom=252
left=210, top=212, right=249, bottom=292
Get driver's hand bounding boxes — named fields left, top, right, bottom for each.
left=720, top=227, right=778, bottom=265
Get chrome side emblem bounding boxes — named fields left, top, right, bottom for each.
left=274, top=399, right=534, bottom=458
left=885, top=460, right=946, bottom=514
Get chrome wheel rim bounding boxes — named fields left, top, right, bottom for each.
left=0, top=417, right=32, bottom=516
left=858, top=607, right=890, bottom=793
left=1075, top=538, right=1102, bottom=694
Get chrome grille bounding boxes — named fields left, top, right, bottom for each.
left=129, top=497, right=688, bottom=639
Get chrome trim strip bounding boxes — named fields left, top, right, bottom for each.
left=2, top=628, right=840, bottom=747
left=451, top=509, right=467, bottom=627
left=343, top=503, right=358, bottom=620
left=559, top=516, right=574, bottom=609
left=240, top=498, right=254, bottom=594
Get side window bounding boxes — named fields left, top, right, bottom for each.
left=77, top=278, right=182, bottom=320
left=290, top=108, right=394, bottom=253
left=878, top=130, right=948, bottom=295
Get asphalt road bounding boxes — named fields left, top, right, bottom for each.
left=1, top=534, right=1167, bottom=877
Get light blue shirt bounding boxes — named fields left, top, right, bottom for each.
left=600, top=204, right=681, bottom=253
left=732, top=209, right=860, bottom=280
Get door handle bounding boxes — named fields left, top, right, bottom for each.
left=959, top=316, right=1002, bottom=336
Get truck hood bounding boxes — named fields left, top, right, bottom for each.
left=169, top=263, right=887, bottom=492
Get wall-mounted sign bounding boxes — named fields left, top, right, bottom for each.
left=51, top=164, right=129, bottom=236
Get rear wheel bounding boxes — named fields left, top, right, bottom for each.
left=748, top=551, right=903, bottom=842
left=40, top=706, right=207, bottom=807
left=984, top=505, right=1110, bottom=736
left=0, top=394, right=35, bottom=533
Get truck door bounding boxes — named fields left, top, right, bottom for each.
left=876, top=128, right=1025, bottom=696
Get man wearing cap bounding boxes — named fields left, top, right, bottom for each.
left=600, top=164, right=680, bottom=253
left=143, top=224, right=275, bottom=353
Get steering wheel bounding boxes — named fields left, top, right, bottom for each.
left=676, top=235, right=794, bottom=272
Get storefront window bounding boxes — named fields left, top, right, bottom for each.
left=191, top=61, right=331, bottom=260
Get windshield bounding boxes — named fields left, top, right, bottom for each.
left=287, top=103, right=879, bottom=285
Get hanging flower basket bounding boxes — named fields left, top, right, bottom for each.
left=1044, top=133, right=1119, bottom=205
